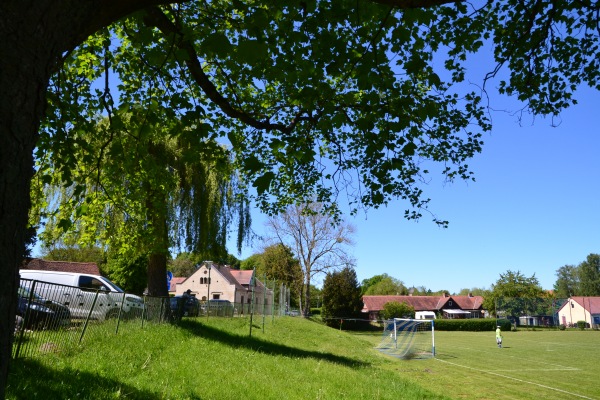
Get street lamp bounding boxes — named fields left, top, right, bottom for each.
left=205, top=261, right=212, bottom=319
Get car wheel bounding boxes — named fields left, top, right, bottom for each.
left=105, top=308, right=121, bottom=320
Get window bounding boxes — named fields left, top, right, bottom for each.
left=79, top=276, right=107, bottom=291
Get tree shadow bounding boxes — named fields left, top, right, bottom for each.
left=6, top=358, right=162, bottom=400
left=178, top=319, right=370, bottom=368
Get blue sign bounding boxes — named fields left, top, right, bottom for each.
left=167, top=271, right=173, bottom=290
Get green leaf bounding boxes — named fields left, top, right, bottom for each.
left=202, top=33, right=232, bottom=57
left=57, top=218, right=72, bottom=232
left=244, top=155, right=264, bottom=174
left=253, top=172, right=275, bottom=194
left=402, top=142, right=417, bottom=156
left=236, top=39, right=268, bottom=64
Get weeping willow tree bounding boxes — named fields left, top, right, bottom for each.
left=31, top=106, right=251, bottom=296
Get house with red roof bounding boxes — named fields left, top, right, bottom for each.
left=173, top=263, right=273, bottom=313
left=362, top=294, right=485, bottom=320
left=557, top=297, right=600, bottom=328
left=22, top=257, right=101, bottom=275
left=168, top=277, right=187, bottom=294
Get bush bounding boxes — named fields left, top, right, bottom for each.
left=559, top=324, right=566, bottom=330
left=577, top=320, right=587, bottom=330
left=380, top=301, right=414, bottom=320
left=434, top=318, right=507, bottom=332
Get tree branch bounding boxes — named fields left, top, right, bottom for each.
left=69, top=0, right=193, bottom=49
left=367, top=0, right=463, bottom=8
left=143, top=6, right=304, bottom=134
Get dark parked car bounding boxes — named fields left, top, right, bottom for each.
left=170, top=295, right=200, bottom=317
left=16, top=286, right=71, bottom=330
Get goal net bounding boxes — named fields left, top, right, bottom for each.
left=377, top=318, right=435, bottom=359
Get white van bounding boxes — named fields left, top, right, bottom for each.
left=415, top=311, right=436, bottom=320
left=19, top=270, right=144, bottom=321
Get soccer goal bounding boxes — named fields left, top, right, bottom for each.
left=377, top=318, right=435, bottom=359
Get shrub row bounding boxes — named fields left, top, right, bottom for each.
left=434, top=318, right=509, bottom=332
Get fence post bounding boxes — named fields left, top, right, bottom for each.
left=13, top=280, right=39, bottom=359
left=79, top=290, right=100, bottom=344
left=141, top=295, right=147, bottom=328
left=262, top=274, right=266, bottom=333
left=249, top=268, right=255, bottom=337
left=115, top=292, right=126, bottom=334
left=271, top=279, right=275, bottom=323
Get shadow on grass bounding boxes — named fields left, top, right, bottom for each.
left=6, top=358, right=164, bottom=400
left=178, top=319, right=370, bottom=368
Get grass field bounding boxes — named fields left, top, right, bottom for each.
left=361, top=329, right=600, bottom=399
left=6, top=317, right=600, bottom=399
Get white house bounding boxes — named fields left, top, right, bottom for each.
left=557, top=297, right=600, bottom=328
left=174, top=263, right=273, bottom=313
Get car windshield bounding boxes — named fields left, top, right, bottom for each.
left=101, top=278, right=124, bottom=293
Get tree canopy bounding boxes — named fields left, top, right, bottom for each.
left=32, top=108, right=250, bottom=295
left=552, top=254, right=600, bottom=297
left=484, top=270, right=546, bottom=316
left=380, top=301, right=416, bottom=320
left=362, top=274, right=408, bottom=295
left=578, top=254, right=600, bottom=296
left=321, top=267, right=363, bottom=328
left=2, top=0, right=600, bottom=396
left=554, top=264, right=581, bottom=298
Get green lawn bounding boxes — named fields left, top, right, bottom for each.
left=361, top=329, right=600, bottom=400
left=6, top=318, right=600, bottom=399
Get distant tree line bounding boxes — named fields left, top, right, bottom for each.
left=554, top=253, right=600, bottom=298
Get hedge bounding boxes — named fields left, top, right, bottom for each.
left=433, top=318, right=510, bottom=332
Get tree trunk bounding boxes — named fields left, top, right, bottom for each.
left=144, top=150, right=170, bottom=297
left=303, top=273, right=312, bottom=317
left=147, top=252, right=169, bottom=296
left=0, top=1, right=169, bottom=395
left=0, top=5, right=57, bottom=396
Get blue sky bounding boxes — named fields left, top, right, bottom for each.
left=237, top=84, right=600, bottom=293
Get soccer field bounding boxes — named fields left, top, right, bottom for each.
left=372, top=330, right=600, bottom=399
left=435, top=330, right=599, bottom=399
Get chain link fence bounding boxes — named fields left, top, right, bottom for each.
left=12, top=278, right=289, bottom=360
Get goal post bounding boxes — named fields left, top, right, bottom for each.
left=377, top=318, right=435, bottom=359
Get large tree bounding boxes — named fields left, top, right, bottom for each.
left=266, top=202, right=355, bottom=316
left=484, top=270, right=546, bottom=318
left=380, top=301, right=415, bottom=320
left=31, top=108, right=250, bottom=296
left=362, top=273, right=408, bottom=295
left=321, top=267, right=363, bottom=328
left=553, top=264, right=580, bottom=298
left=578, top=253, right=600, bottom=296
left=2, top=1, right=599, bottom=395
left=261, top=244, right=304, bottom=307
left=553, top=254, right=600, bottom=297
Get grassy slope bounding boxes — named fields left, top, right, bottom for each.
left=6, top=317, right=450, bottom=400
